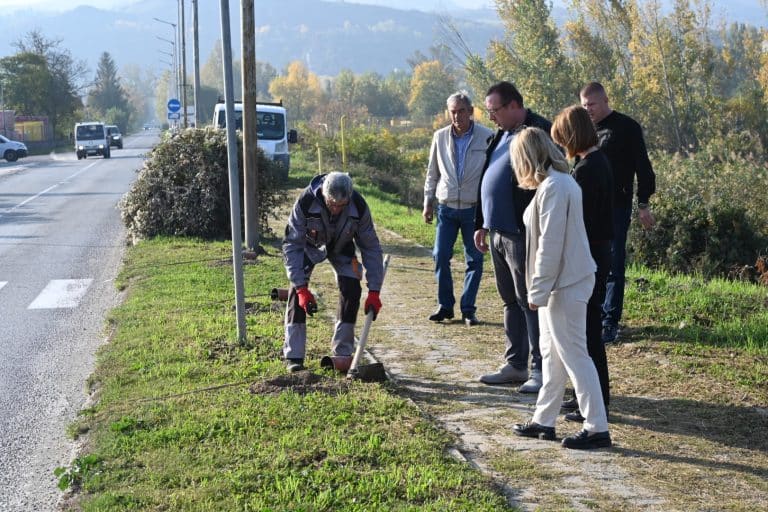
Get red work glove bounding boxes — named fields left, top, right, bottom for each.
left=364, top=290, right=382, bottom=320
left=296, top=286, right=316, bottom=316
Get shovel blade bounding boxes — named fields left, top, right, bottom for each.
left=346, top=363, right=387, bottom=382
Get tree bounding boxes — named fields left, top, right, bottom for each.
left=115, top=64, right=155, bottom=131
left=487, top=0, right=573, bottom=118
left=3, top=30, right=85, bottom=139
left=88, top=52, right=131, bottom=130
left=408, top=60, right=457, bottom=120
left=268, top=61, right=324, bottom=121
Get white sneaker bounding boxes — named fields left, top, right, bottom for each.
left=518, top=370, right=542, bottom=393
left=479, top=363, right=528, bottom=384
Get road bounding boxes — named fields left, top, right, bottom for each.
left=0, top=132, right=156, bottom=511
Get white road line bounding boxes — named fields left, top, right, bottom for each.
left=0, top=162, right=99, bottom=219
left=27, top=279, right=93, bottom=309
left=0, top=281, right=6, bottom=291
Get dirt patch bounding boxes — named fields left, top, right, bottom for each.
left=249, top=371, right=352, bottom=396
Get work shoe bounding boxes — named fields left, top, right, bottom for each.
left=461, top=312, right=479, bottom=326
left=428, top=307, right=454, bottom=322
left=286, top=358, right=305, bottom=373
left=512, top=421, right=556, bottom=441
left=601, top=325, right=619, bottom=344
left=561, top=429, right=612, bottom=450
left=518, top=369, right=542, bottom=393
left=479, top=364, right=528, bottom=385
left=561, top=397, right=578, bottom=412
left=564, top=410, right=585, bottom=423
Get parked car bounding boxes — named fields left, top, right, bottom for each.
left=106, top=125, right=123, bottom=149
left=0, top=134, right=28, bottom=162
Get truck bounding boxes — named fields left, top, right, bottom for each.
left=74, top=122, right=110, bottom=159
left=212, top=100, right=298, bottom=177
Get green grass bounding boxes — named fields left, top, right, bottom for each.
left=65, top=235, right=512, bottom=511
left=64, top=149, right=768, bottom=510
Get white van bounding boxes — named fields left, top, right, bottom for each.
left=75, top=122, right=110, bottom=159
left=212, top=100, right=298, bottom=176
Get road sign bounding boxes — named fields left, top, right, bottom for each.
left=167, top=112, right=181, bottom=120
left=167, top=99, right=181, bottom=113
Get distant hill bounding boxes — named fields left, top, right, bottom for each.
left=0, top=0, right=504, bottom=77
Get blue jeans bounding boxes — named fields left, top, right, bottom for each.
left=489, top=231, right=541, bottom=371
left=433, top=204, right=484, bottom=314
left=602, top=204, right=633, bottom=328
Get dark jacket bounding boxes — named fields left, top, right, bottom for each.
left=474, top=109, right=552, bottom=232
left=572, top=150, right=614, bottom=244
left=594, top=110, right=656, bottom=207
left=282, top=174, right=384, bottom=290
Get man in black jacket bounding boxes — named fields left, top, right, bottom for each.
left=473, top=81, right=550, bottom=393
left=580, top=82, right=656, bottom=344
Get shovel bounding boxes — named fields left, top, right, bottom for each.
left=347, top=254, right=390, bottom=382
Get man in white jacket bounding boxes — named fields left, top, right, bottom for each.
left=423, top=92, right=493, bottom=325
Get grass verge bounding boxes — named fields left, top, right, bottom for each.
left=61, top=236, right=511, bottom=511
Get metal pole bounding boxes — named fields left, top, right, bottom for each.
left=218, top=0, right=247, bottom=342
left=154, top=17, right=179, bottom=128
left=192, top=0, right=201, bottom=127
left=242, top=0, right=258, bottom=250
left=340, top=114, right=347, bottom=170
left=180, top=0, right=188, bottom=128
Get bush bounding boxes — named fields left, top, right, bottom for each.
left=629, top=140, right=768, bottom=277
left=119, top=127, right=286, bottom=242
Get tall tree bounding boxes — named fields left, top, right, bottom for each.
left=7, top=30, right=85, bottom=139
left=120, top=64, right=156, bottom=131
left=268, top=61, right=323, bottom=121
left=487, top=0, right=573, bottom=118
left=88, top=52, right=130, bottom=119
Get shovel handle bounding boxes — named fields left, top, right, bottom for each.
left=347, top=254, right=390, bottom=375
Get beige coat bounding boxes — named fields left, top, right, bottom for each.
left=524, top=169, right=596, bottom=307
left=424, top=121, right=494, bottom=210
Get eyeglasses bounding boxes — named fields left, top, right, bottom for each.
left=486, top=102, right=509, bottom=116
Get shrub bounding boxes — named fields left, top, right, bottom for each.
left=629, top=140, right=768, bottom=277
left=119, top=127, right=286, bottom=242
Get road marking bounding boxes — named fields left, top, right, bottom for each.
left=0, top=281, right=6, bottom=291
left=0, top=162, right=99, bottom=219
left=27, top=279, right=93, bottom=309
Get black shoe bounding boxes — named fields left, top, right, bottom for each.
left=428, top=307, right=454, bottom=322
left=512, top=421, right=556, bottom=441
left=461, top=312, right=479, bottom=326
left=286, top=358, right=305, bottom=373
left=561, top=429, right=612, bottom=449
left=561, top=397, right=578, bottom=412
left=565, top=410, right=585, bottom=423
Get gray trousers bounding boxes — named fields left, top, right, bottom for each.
left=489, top=231, right=541, bottom=371
left=283, top=270, right=361, bottom=360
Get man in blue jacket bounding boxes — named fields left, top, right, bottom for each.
left=282, top=172, right=384, bottom=372
left=474, top=81, right=550, bottom=393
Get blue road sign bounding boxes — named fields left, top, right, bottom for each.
left=167, top=99, right=181, bottom=113
left=167, top=112, right=181, bottom=120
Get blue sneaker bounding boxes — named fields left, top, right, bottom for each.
left=601, top=325, right=619, bottom=344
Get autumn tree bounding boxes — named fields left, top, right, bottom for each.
left=268, top=61, right=324, bottom=121
left=408, top=60, right=457, bottom=120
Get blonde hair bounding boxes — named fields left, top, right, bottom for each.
left=511, top=127, right=570, bottom=190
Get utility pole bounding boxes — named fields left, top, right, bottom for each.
left=218, top=0, right=247, bottom=343
left=179, top=0, right=188, bottom=128
left=192, top=0, right=201, bottom=128
left=242, top=0, right=259, bottom=250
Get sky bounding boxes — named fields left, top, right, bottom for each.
left=0, top=0, right=765, bottom=25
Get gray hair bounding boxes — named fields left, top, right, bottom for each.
left=322, top=172, right=353, bottom=202
left=447, top=91, right=472, bottom=110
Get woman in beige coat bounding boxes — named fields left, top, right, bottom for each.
left=510, top=127, right=611, bottom=449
